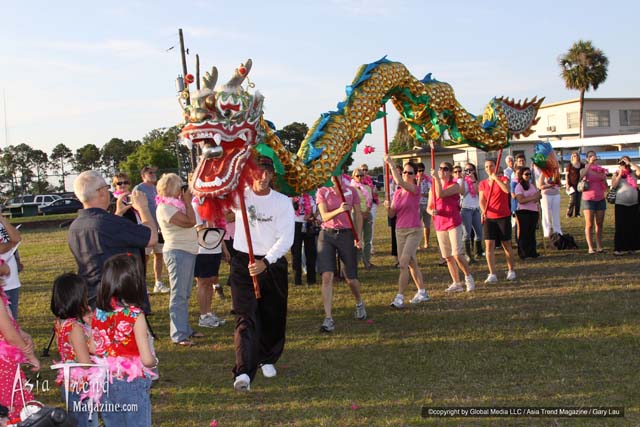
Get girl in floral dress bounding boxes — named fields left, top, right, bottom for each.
left=51, top=273, right=98, bottom=427
left=93, top=254, right=158, bottom=427
left=0, top=260, right=39, bottom=419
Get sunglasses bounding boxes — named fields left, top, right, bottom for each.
left=464, top=169, right=474, bottom=173
left=439, top=166, right=450, bottom=172
left=402, top=171, right=415, bottom=175
left=116, top=181, right=130, bottom=186
left=355, top=174, right=364, bottom=177
left=361, top=169, right=368, bottom=172
left=453, top=170, right=462, bottom=173
left=417, top=169, right=425, bottom=172
left=522, top=173, right=531, bottom=176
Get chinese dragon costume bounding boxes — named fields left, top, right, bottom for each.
left=178, top=57, right=543, bottom=221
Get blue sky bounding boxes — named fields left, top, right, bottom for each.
left=1, top=0, right=637, bottom=168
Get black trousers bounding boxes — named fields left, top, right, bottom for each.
left=614, top=204, right=640, bottom=251
left=291, top=222, right=317, bottom=285
left=388, top=216, right=398, bottom=256
left=230, top=252, right=288, bottom=381
left=516, top=210, right=539, bottom=259
left=567, top=188, right=582, bottom=217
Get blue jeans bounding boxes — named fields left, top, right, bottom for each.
left=4, top=287, right=19, bottom=320
left=101, top=377, right=152, bottom=427
left=62, top=388, right=99, bottom=427
left=461, top=207, right=483, bottom=242
left=164, top=249, right=196, bottom=343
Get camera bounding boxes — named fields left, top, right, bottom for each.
left=182, top=184, right=189, bottom=193
left=17, top=406, right=76, bottom=426
left=122, top=194, right=132, bottom=205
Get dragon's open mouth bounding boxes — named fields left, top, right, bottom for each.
left=184, top=122, right=257, bottom=197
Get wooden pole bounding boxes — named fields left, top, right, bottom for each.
left=178, top=28, right=197, bottom=171
left=331, top=176, right=360, bottom=246
left=196, top=54, right=200, bottom=91
left=238, top=193, right=261, bottom=299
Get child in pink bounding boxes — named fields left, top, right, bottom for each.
left=0, top=260, right=39, bottom=420
left=51, top=273, right=98, bottom=427
left=92, top=254, right=158, bottom=427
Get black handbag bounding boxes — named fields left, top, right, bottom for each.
left=606, top=187, right=617, bottom=204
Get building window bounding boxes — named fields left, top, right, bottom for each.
left=619, top=110, right=640, bottom=126
left=567, top=111, right=579, bottom=129
left=585, top=110, right=610, bottom=128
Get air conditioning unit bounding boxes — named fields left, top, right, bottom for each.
left=546, top=126, right=556, bottom=132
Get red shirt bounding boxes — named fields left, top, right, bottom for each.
left=92, top=305, right=141, bottom=358
left=55, top=318, right=91, bottom=363
left=479, top=177, right=511, bottom=219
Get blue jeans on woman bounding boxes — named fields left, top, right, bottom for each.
left=101, top=377, right=152, bottom=427
left=461, top=207, right=483, bottom=242
left=61, top=388, right=99, bottom=427
left=164, top=249, right=197, bottom=343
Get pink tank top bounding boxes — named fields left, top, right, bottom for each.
left=433, top=180, right=462, bottom=231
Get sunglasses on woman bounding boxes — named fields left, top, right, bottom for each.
left=453, top=169, right=462, bottom=173
left=439, top=166, right=450, bottom=172
left=116, top=181, right=130, bottom=186
left=402, top=171, right=415, bottom=175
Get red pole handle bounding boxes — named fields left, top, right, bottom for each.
left=331, top=176, right=360, bottom=245
left=238, top=193, right=261, bottom=299
left=483, top=148, right=504, bottom=223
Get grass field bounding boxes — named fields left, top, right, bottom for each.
left=11, top=201, right=640, bottom=426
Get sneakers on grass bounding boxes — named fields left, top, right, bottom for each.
left=320, top=317, right=335, bottom=333
left=445, top=282, right=465, bottom=293
left=233, top=374, right=250, bottom=391
left=198, top=313, right=225, bottom=328
left=260, top=364, right=277, bottom=378
left=390, top=294, right=405, bottom=309
left=506, top=270, right=517, bottom=281
left=484, top=274, right=498, bottom=284
left=153, top=281, right=170, bottom=293
left=465, top=275, right=475, bottom=292
left=354, top=302, right=367, bottom=320
left=409, top=290, right=430, bottom=304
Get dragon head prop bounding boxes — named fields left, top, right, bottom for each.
left=179, top=59, right=264, bottom=200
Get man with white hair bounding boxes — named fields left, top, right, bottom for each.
left=504, top=155, right=515, bottom=181
left=68, top=170, right=158, bottom=305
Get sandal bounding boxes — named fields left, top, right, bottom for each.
left=175, top=340, right=195, bottom=347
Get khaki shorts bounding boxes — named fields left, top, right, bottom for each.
left=396, top=227, right=422, bottom=262
left=436, top=224, right=464, bottom=258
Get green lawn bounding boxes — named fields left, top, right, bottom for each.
left=13, top=201, right=640, bottom=426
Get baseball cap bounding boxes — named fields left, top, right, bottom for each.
left=256, top=156, right=275, bottom=172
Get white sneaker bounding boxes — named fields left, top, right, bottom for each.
left=198, top=313, right=221, bottom=328
left=506, top=270, right=517, bottom=281
left=233, top=374, right=251, bottom=391
left=445, top=282, right=465, bottom=293
left=153, top=281, right=170, bottom=293
left=410, top=291, right=431, bottom=304
left=260, top=364, right=277, bottom=378
left=390, top=295, right=405, bottom=309
left=465, top=275, right=475, bottom=292
left=484, top=274, right=498, bottom=284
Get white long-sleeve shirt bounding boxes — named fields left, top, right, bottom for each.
left=233, top=187, right=295, bottom=264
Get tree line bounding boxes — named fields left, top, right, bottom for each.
left=0, top=122, right=314, bottom=199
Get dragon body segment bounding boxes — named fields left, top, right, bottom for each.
left=178, top=57, right=542, bottom=219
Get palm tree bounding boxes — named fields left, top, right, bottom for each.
left=559, top=40, right=609, bottom=138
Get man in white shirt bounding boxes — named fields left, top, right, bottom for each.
left=230, top=156, right=295, bottom=392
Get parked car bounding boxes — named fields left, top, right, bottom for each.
left=3, top=194, right=62, bottom=210
left=39, top=198, right=83, bottom=215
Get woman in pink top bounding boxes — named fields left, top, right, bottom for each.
left=383, top=155, right=429, bottom=309
left=580, top=151, right=607, bottom=253
left=428, top=162, right=475, bottom=293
